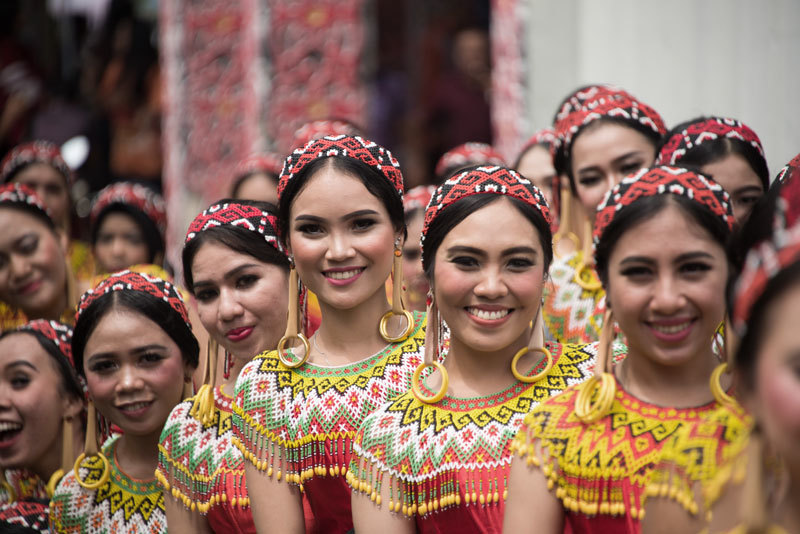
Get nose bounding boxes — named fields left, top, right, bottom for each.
left=473, top=267, right=508, bottom=300
left=218, top=287, right=244, bottom=322
left=650, top=273, right=685, bottom=315
left=9, top=253, right=32, bottom=281
left=111, top=237, right=126, bottom=258
left=116, top=364, right=144, bottom=394
left=325, top=231, right=356, bottom=262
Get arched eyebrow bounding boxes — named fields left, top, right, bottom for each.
left=446, top=245, right=539, bottom=258
left=294, top=209, right=379, bottom=223
left=3, top=361, right=37, bottom=372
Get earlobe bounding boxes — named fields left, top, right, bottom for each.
left=63, top=394, right=85, bottom=420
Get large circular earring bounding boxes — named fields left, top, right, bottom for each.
left=277, top=265, right=310, bottom=368
left=575, top=308, right=617, bottom=423
left=411, top=294, right=448, bottom=403
left=573, top=217, right=602, bottom=291
left=710, top=316, right=739, bottom=409
left=511, top=309, right=554, bottom=383
left=73, top=401, right=110, bottom=490
left=380, top=239, right=414, bottom=343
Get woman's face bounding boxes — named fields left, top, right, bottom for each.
left=0, top=333, right=82, bottom=479
left=516, top=145, right=556, bottom=206
left=191, top=241, right=289, bottom=360
left=234, top=173, right=279, bottom=205
left=93, top=212, right=150, bottom=274
left=11, top=163, right=70, bottom=229
left=0, top=208, right=67, bottom=320
left=571, top=123, right=656, bottom=215
left=701, top=153, right=763, bottom=224
left=288, top=163, right=399, bottom=311
left=402, top=210, right=428, bottom=313
left=605, top=203, right=728, bottom=367
left=433, top=198, right=546, bottom=353
left=83, top=307, right=190, bottom=437
left=747, top=281, right=800, bottom=478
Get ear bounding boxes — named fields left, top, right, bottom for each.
left=63, top=393, right=85, bottom=421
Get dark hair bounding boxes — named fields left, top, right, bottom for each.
left=734, top=261, right=800, bottom=391
left=182, top=199, right=290, bottom=291
left=277, top=156, right=406, bottom=243
left=91, top=204, right=164, bottom=263
left=728, top=183, right=782, bottom=273
left=659, top=117, right=769, bottom=191
left=0, top=203, right=57, bottom=233
left=595, top=194, right=733, bottom=289
left=71, top=290, right=200, bottom=377
left=422, top=194, right=553, bottom=278
left=230, top=170, right=279, bottom=199
left=0, top=330, right=84, bottom=401
left=563, top=117, right=662, bottom=191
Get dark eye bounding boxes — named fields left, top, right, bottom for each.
left=194, top=288, right=218, bottom=302
left=403, top=248, right=421, bottom=261
left=125, top=234, right=144, bottom=245
left=97, top=234, right=113, bottom=245
left=10, top=373, right=31, bottom=389
left=45, top=184, right=64, bottom=196
left=352, top=218, right=376, bottom=231
left=451, top=256, right=479, bottom=268
left=620, top=161, right=644, bottom=175
left=297, top=223, right=323, bottom=235
left=236, top=274, right=259, bottom=289
left=620, top=266, right=652, bottom=278
left=18, top=236, right=38, bottom=255
left=578, top=175, right=602, bottom=187
left=88, top=359, right=117, bottom=374
left=680, top=262, right=711, bottom=275
left=737, top=195, right=762, bottom=207
left=508, top=257, right=534, bottom=270
left=140, top=352, right=164, bottom=365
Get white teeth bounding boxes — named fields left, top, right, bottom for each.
left=468, top=308, right=510, bottom=320
left=0, top=422, right=21, bottom=432
left=327, top=269, right=362, bottom=280
left=120, top=401, right=151, bottom=412
left=651, top=322, right=691, bottom=334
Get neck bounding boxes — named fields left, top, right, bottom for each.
left=313, top=285, right=392, bottom=365
left=31, top=440, right=62, bottom=483
left=224, top=354, right=249, bottom=390
left=444, top=327, right=533, bottom=398
left=617, top=345, right=722, bottom=407
left=115, top=430, right=160, bottom=481
left=780, top=476, right=800, bottom=531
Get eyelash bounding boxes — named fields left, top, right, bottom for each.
left=10, top=374, right=30, bottom=389
left=87, top=353, right=164, bottom=374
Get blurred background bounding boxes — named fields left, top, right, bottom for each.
left=3, top=0, right=798, bottom=273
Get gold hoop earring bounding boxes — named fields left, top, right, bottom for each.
left=512, top=308, right=554, bottom=383
left=575, top=309, right=616, bottom=423
left=709, top=362, right=737, bottom=408
left=380, top=241, right=414, bottom=343
left=411, top=295, right=448, bottom=403
left=74, top=401, right=110, bottom=491
left=277, top=266, right=309, bottom=368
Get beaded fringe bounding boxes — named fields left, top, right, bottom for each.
left=347, top=451, right=510, bottom=518
left=511, top=412, right=648, bottom=520
left=156, top=446, right=250, bottom=514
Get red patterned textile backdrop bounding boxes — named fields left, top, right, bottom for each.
left=267, top=0, right=368, bottom=153
left=490, top=0, right=527, bottom=162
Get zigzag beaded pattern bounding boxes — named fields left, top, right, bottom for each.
left=49, top=435, right=166, bottom=534
left=184, top=202, right=284, bottom=255
left=543, top=250, right=606, bottom=344
left=512, top=376, right=723, bottom=521
left=157, top=386, right=249, bottom=514
left=656, top=117, right=764, bottom=166
left=348, top=342, right=601, bottom=518
left=594, top=166, right=735, bottom=250
left=16, top=319, right=73, bottom=364
left=278, top=135, right=404, bottom=199
left=0, top=183, right=51, bottom=218
left=231, top=311, right=426, bottom=485
left=1, top=140, right=72, bottom=184
left=422, top=166, right=552, bottom=251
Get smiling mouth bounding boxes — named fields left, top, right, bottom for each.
left=117, top=401, right=153, bottom=413
left=648, top=320, right=694, bottom=334
left=16, top=279, right=42, bottom=296
left=324, top=268, right=365, bottom=280
left=0, top=422, right=22, bottom=443
left=466, top=307, right=511, bottom=320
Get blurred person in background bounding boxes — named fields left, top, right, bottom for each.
left=230, top=153, right=283, bottom=205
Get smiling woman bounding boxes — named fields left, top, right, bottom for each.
left=232, top=135, right=427, bottom=534
left=504, top=166, right=739, bottom=534
left=348, top=165, right=601, bottom=534
left=49, top=271, right=199, bottom=534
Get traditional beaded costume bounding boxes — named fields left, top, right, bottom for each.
left=350, top=342, right=614, bottom=532
left=232, top=312, right=426, bottom=532
left=49, top=435, right=166, bottom=534
left=0, top=470, right=49, bottom=533
left=157, top=386, right=253, bottom=532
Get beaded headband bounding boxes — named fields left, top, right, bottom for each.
left=91, top=182, right=167, bottom=238
left=775, top=152, right=800, bottom=185
left=518, top=128, right=557, bottom=160
left=733, top=159, right=800, bottom=333
left=422, top=166, right=552, bottom=253
left=0, top=182, right=53, bottom=222
left=594, top=165, right=735, bottom=250
left=234, top=152, right=284, bottom=179
left=277, top=135, right=404, bottom=200
left=656, top=117, right=765, bottom=166
left=14, top=319, right=74, bottom=367
left=291, top=119, right=363, bottom=151
left=434, top=142, right=506, bottom=178
left=76, top=270, right=191, bottom=329
left=1, top=140, right=73, bottom=185
left=403, top=185, right=436, bottom=214
left=185, top=201, right=285, bottom=256
left=553, top=84, right=632, bottom=125
left=555, top=94, right=666, bottom=170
